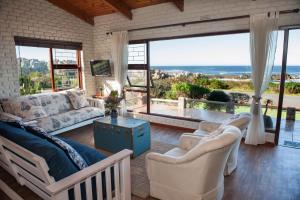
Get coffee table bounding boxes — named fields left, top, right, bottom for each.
left=93, top=117, right=151, bottom=157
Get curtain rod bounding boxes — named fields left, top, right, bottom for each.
left=106, top=8, right=299, bottom=35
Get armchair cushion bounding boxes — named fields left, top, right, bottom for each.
left=198, top=121, right=221, bottom=132
left=179, top=133, right=203, bottom=151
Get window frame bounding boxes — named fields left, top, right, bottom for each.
left=15, top=37, right=83, bottom=93
left=50, top=48, right=83, bottom=91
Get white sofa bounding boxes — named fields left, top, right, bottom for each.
left=146, top=126, right=241, bottom=200
left=0, top=91, right=105, bottom=135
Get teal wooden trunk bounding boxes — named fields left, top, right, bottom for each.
left=93, top=117, right=151, bottom=157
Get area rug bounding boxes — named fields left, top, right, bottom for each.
left=131, top=140, right=175, bottom=199
left=61, top=126, right=176, bottom=199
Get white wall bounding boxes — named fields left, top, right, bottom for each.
left=0, top=0, right=96, bottom=98
left=93, top=0, right=300, bottom=91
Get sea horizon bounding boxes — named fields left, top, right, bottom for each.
left=151, top=65, right=300, bottom=76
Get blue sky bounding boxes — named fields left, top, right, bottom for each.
left=16, top=30, right=299, bottom=66
left=150, top=30, right=300, bottom=66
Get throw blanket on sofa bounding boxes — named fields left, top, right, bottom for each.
left=2, top=120, right=88, bottom=170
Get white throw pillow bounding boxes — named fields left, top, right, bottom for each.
left=66, top=89, right=89, bottom=109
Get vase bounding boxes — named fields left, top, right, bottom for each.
left=110, top=109, right=118, bottom=119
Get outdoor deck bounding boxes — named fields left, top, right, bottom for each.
left=130, top=102, right=300, bottom=147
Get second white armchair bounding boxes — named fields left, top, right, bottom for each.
left=146, top=126, right=241, bottom=200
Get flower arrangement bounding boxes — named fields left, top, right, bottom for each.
left=105, top=90, right=124, bottom=118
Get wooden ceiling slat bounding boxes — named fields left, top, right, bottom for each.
left=103, top=0, right=132, bottom=20
left=172, top=0, right=184, bottom=12
left=47, top=0, right=185, bottom=25
left=46, top=0, right=94, bottom=25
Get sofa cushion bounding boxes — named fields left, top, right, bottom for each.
left=37, top=92, right=73, bottom=116
left=0, top=96, right=47, bottom=121
left=36, top=107, right=104, bottom=132
left=0, top=121, right=107, bottom=181
left=0, top=121, right=78, bottom=181
left=66, top=89, right=89, bottom=109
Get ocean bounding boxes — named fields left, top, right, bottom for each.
left=151, top=66, right=300, bottom=76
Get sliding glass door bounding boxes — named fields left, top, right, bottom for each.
left=277, top=28, right=300, bottom=146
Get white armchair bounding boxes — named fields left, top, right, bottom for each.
left=190, top=112, right=251, bottom=175
left=146, top=126, right=241, bottom=200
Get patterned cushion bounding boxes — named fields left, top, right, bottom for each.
left=0, top=96, right=48, bottom=121
left=66, top=89, right=89, bottom=109
left=37, top=92, right=73, bottom=116
left=36, top=107, right=104, bottom=132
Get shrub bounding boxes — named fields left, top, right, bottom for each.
left=206, top=90, right=231, bottom=102
left=209, top=79, right=229, bottom=89
left=204, top=90, right=231, bottom=111
left=150, top=80, right=171, bottom=98
left=165, top=82, right=210, bottom=100
left=285, top=82, right=300, bottom=94
left=189, top=84, right=211, bottom=99
left=268, top=82, right=279, bottom=93
left=195, top=77, right=211, bottom=87
left=229, top=92, right=250, bottom=104
left=195, top=78, right=229, bottom=90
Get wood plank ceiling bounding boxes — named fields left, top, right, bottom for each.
left=47, top=0, right=184, bottom=25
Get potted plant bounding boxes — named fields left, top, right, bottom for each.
left=105, top=90, right=123, bottom=119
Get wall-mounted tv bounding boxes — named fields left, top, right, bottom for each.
left=90, top=60, right=111, bottom=76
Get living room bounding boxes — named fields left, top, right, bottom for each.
left=1, top=0, right=300, bottom=200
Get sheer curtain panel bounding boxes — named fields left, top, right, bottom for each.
left=245, top=12, right=278, bottom=145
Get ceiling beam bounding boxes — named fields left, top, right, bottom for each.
left=46, top=0, right=94, bottom=25
left=172, top=0, right=184, bottom=12
left=103, top=0, right=132, bottom=20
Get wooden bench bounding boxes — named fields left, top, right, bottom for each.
left=0, top=135, right=132, bottom=200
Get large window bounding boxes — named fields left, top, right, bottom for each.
left=15, top=38, right=82, bottom=95
left=126, top=32, right=288, bottom=132
left=149, top=32, right=253, bottom=122
left=126, top=43, right=148, bottom=112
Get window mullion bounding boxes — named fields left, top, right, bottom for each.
left=49, top=48, right=56, bottom=91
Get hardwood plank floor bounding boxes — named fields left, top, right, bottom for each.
left=1, top=123, right=300, bottom=200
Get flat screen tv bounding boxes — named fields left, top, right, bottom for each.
left=90, top=60, right=111, bottom=76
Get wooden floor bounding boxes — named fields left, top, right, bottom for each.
left=1, top=123, right=300, bottom=200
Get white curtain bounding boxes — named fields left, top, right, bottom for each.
left=111, top=31, right=128, bottom=116
left=111, top=31, right=129, bottom=95
left=245, top=12, right=278, bottom=145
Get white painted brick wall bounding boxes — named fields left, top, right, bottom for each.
left=1, top=0, right=299, bottom=98
left=0, top=0, right=96, bottom=98
left=93, top=0, right=300, bottom=90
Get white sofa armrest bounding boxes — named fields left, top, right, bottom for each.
left=179, top=133, right=203, bottom=151
left=86, top=97, right=105, bottom=110
left=198, top=121, right=221, bottom=132
left=46, top=149, right=132, bottom=198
